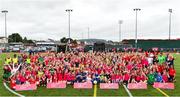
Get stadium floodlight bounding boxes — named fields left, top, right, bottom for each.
left=168, top=9, right=172, bottom=40
left=1, top=10, right=8, bottom=51
left=65, top=9, right=73, bottom=52
left=133, top=8, right=141, bottom=49
left=118, top=20, right=123, bottom=42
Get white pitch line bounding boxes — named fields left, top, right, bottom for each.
left=3, top=82, right=25, bottom=97
left=123, top=84, right=133, bottom=97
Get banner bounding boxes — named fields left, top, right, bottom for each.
left=100, top=83, right=119, bottom=89
left=47, top=81, right=67, bottom=89
left=128, top=83, right=147, bottom=89
left=153, top=82, right=174, bottom=89
left=74, top=82, right=92, bottom=89
left=15, top=84, right=37, bottom=91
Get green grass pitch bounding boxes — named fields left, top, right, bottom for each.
left=0, top=53, right=179, bottom=96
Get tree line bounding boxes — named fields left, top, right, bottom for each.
left=8, top=33, right=77, bottom=44
left=8, top=33, right=34, bottom=43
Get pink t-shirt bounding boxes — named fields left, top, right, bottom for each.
left=126, top=64, right=133, bottom=71
left=111, top=74, right=116, bottom=80
left=137, top=64, right=142, bottom=68
left=162, top=74, right=168, bottom=82
left=117, top=75, right=123, bottom=80
left=141, top=59, right=148, bottom=67
left=136, top=76, right=141, bottom=82
left=124, top=73, right=130, bottom=81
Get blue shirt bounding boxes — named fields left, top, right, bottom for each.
left=156, top=74, right=162, bottom=82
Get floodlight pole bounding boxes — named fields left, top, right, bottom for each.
left=2, top=10, right=8, bottom=51
left=168, top=9, right=172, bottom=40
left=133, top=8, right=141, bottom=49
left=65, top=9, right=73, bottom=52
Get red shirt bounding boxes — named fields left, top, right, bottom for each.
left=97, top=69, right=102, bottom=74
left=158, top=65, right=163, bottom=73
left=35, top=76, right=40, bottom=82
left=136, top=76, right=141, bottom=82
left=124, top=56, right=130, bottom=61
left=52, top=74, right=58, bottom=82
left=63, top=73, right=69, bottom=80
left=169, top=68, right=176, bottom=76
left=140, top=75, right=146, bottom=81
left=124, top=73, right=130, bottom=81
left=162, top=74, right=168, bottom=82
left=45, top=59, right=49, bottom=66
left=10, top=78, right=16, bottom=89
left=69, top=74, right=75, bottom=81
left=137, top=64, right=142, bottom=68
left=117, top=75, right=123, bottom=80
left=29, top=78, right=36, bottom=84
left=145, top=52, right=149, bottom=57
left=126, top=64, right=132, bottom=71
left=20, top=76, right=26, bottom=83
left=67, top=73, right=72, bottom=81
left=31, top=70, right=37, bottom=77
left=58, top=73, right=63, bottom=81
left=141, top=59, right=148, bottom=66
left=25, top=70, right=31, bottom=76
left=111, top=74, right=116, bottom=80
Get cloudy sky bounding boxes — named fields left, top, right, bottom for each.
left=0, top=0, right=179, bottom=41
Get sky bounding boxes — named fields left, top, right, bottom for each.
left=0, top=0, right=179, bottom=41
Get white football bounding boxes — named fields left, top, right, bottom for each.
left=93, top=80, right=97, bottom=84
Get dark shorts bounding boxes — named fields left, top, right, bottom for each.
left=169, top=75, right=174, bottom=82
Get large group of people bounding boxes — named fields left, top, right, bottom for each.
left=3, top=51, right=176, bottom=89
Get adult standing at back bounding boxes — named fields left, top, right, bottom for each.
left=158, top=53, right=166, bottom=64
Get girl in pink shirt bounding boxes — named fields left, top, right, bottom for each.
left=116, top=72, right=123, bottom=83
left=20, top=74, right=26, bottom=84
left=162, top=71, right=169, bottom=83
left=111, top=73, right=117, bottom=83
left=58, top=71, right=63, bottom=81
left=63, top=71, right=69, bottom=81
left=126, top=63, right=133, bottom=71
left=123, top=72, right=130, bottom=85
left=135, top=74, right=141, bottom=83
left=140, top=73, right=147, bottom=83
left=52, top=73, right=58, bottom=83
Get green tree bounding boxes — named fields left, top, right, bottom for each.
left=60, top=37, right=73, bottom=43
left=27, top=39, right=34, bottom=43
left=23, top=37, right=28, bottom=43
left=23, top=37, right=34, bottom=43
left=8, top=33, right=23, bottom=43
left=8, top=33, right=34, bottom=44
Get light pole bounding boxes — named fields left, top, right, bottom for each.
left=118, top=20, right=123, bottom=42
left=2, top=10, right=8, bottom=50
left=133, top=8, right=141, bottom=49
left=168, top=9, right=172, bottom=40
left=65, top=9, right=73, bottom=52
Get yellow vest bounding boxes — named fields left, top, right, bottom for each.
left=38, top=71, right=44, bottom=77
left=13, top=58, right=18, bottom=64
left=26, top=58, right=31, bottom=64
left=5, top=58, right=11, bottom=64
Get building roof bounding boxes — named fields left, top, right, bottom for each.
left=123, top=39, right=180, bottom=41
left=9, top=42, right=24, bottom=45
left=0, top=37, right=7, bottom=39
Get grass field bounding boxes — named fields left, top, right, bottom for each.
left=0, top=53, right=180, bottom=96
